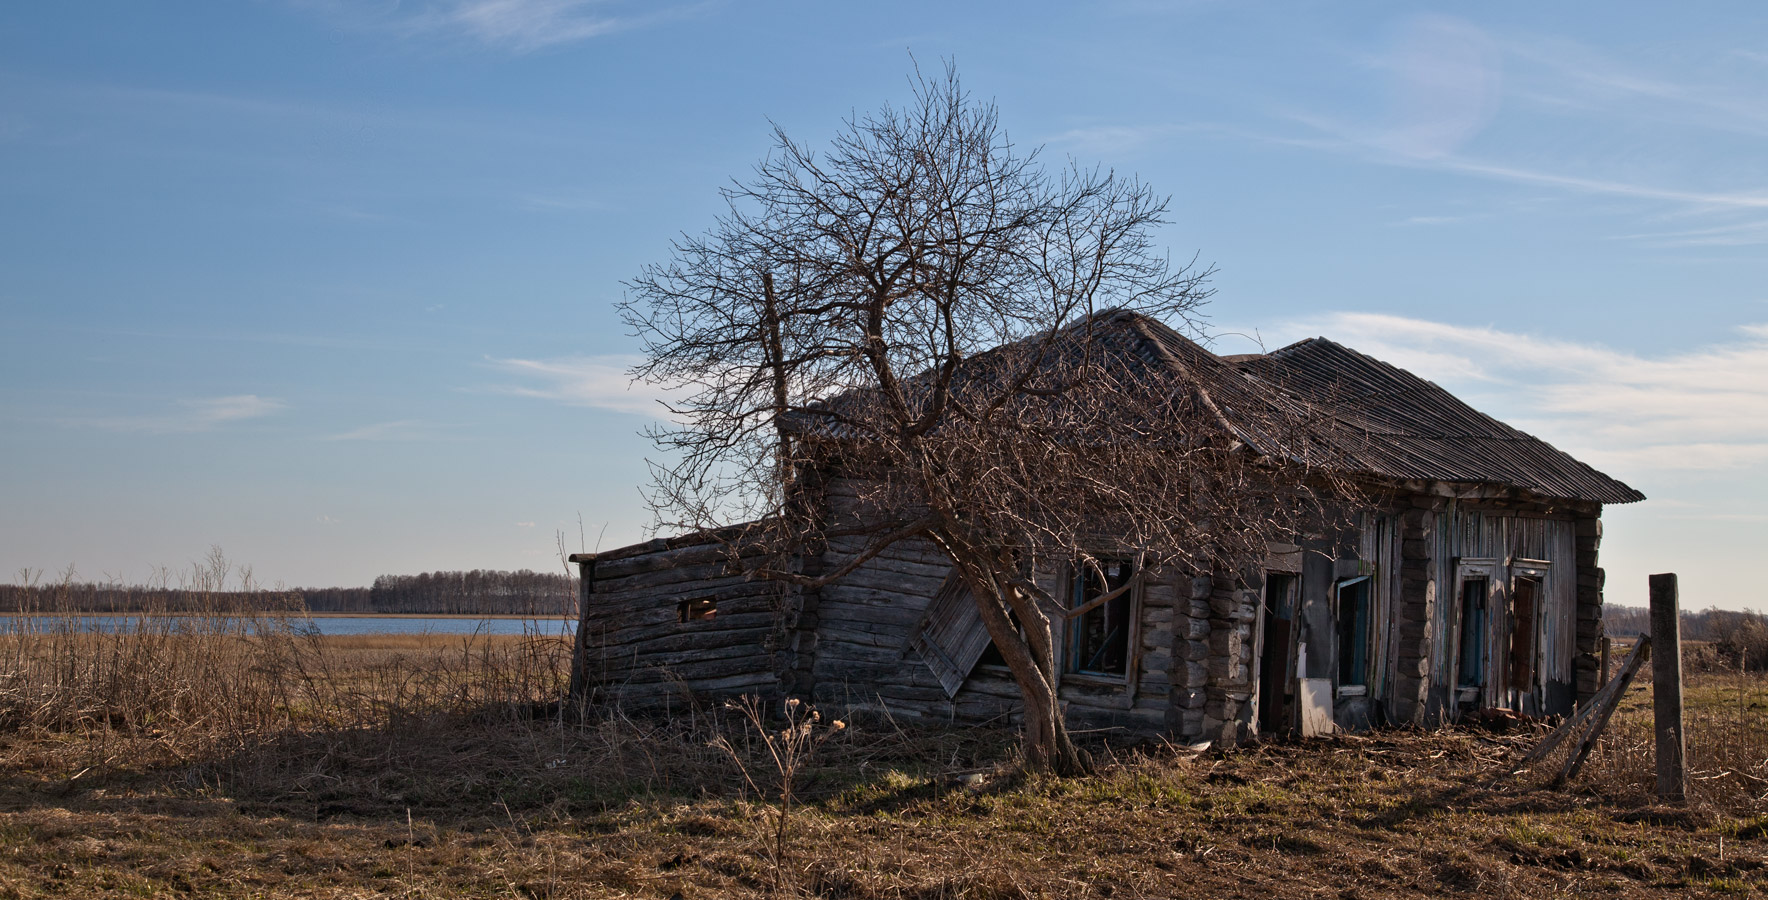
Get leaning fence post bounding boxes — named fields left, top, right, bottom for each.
left=1649, top=573, right=1686, bottom=802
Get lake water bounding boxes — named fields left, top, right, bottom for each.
left=1, top=615, right=576, bottom=636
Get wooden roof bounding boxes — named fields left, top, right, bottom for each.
left=1126, top=313, right=1645, bottom=505
left=787, top=309, right=1644, bottom=505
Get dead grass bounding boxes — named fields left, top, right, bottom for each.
left=0, top=614, right=1762, bottom=898
left=1574, top=669, right=1768, bottom=810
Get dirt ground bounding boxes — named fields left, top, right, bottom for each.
left=0, top=633, right=1761, bottom=898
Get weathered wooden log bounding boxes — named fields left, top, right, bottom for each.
left=619, top=643, right=775, bottom=670
left=811, top=642, right=915, bottom=667
left=615, top=626, right=777, bottom=657
left=610, top=671, right=777, bottom=698
left=821, top=553, right=952, bottom=581
left=814, top=594, right=933, bottom=621
left=592, top=562, right=752, bottom=593
left=613, top=654, right=780, bottom=683
left=818, top=578, right=943, bottom=607
left=590, top=579, right=781, bottom=607
left=1558, top=637, right=1651, bottom=784
left=816, top=623, right=919, bottom=649
left=596, top=611, right=780, bottom=646
left=1650, top=573, right=1686, bottom=801
left=1514, top=636, right=1649, bottom=774
left=593, top=541, right=745, bottom=577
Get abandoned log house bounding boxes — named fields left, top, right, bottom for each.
left=569, top=312, right=1643, bottom=745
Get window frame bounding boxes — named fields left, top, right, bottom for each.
left=1455, top=574, right=1490, bottom=690
left=1334, top=575, right=1373, bottom=690
left=1507, top=563, right=1550, bottom=695
left=1061, top=553, right=1145, bottom=686
left=1451, top=557, right=1501, bottom=708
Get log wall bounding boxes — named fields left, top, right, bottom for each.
left=575, top=538, right=792, bottom=709
left=571, top=484, right=1606, bottom=743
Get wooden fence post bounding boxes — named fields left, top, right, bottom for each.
left=1599, top=636, right=1611, bottom=690
left=1649, top=573, right=1686, bottom=802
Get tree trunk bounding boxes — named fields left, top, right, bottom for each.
left=945, top=545, right=1090, bottom=775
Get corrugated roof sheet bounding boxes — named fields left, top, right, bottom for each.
left=791, top=309, right=1644, bottom=505
left=1228, top=332, right=1643, bottom=504
left=1025, top=310, right=1642, bottom=504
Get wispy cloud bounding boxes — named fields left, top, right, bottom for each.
left=517, top=192, right=610, bottom=213
left=322, top=420, right=446, bottom=442
left=297, top=0, right=715, bottom=52
left=1249, top=19, right=1768, bottom=228
left=1429, top=158, right=1768, bottom=211
left=1394, top=214, right=1478, bottom=226
left=482, top=354, right=681, bottom=416
left=1271, top=314, right=1768, bottom=474
left=65, top=395, right=286, bottom=434
left=1504, top=36, right=1768, bottom=140
left=1043, top=125, right=1175, bottom=158
left=1611, top=218, right=1768, bottom=248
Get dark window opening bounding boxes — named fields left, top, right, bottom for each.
left=976, top=607, right=1019, bottom=668
left=1336, top=576, right=1371, bottom=687
left=677, top=596, right=717, bottom=623
left=1457, top=578, right=1488, bottom=689
left=1068, top=557, right=1135, bottom=676
left=1510, top=576, right=1541, bottom=690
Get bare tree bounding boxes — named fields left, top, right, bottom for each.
left=618, top=65, right=1342, bottom=773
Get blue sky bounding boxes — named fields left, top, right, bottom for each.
left=1, top=2, right=1764, bottom=610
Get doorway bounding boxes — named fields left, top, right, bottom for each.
left=1257, top=572, right=1299, bottom=735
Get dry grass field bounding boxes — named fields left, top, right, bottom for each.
left=0, top=614, right=1762, bottom=899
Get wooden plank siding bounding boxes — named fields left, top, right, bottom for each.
left=1427, top=503, right=1582, bottom=719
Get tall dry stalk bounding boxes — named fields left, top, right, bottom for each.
left=713, top=695, right=846, bottom=873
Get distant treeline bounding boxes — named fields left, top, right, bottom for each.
left=0, top=569, right=575, bottom=617
left=1604, top=603, right=1768, bottom=670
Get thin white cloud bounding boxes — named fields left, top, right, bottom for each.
left=483, top=354, right=680, bottom=416
left=1505, top=36, right=1768, bottom=140
left=1247, top=23, right=1768, bottom=227
left=424, top=0, right=621, bottom=49
left=1273, top=314, right=1768, bottom=474
left=1369, top=14, right=1503, bottom=160
left=517, top=193, right=610, bottom=213
left=1432, top=159, right=1768, bottom=211
left=1395, top=214, right=1476, bottom=226
left=64, top=395, right=286, bottom=434
left=1043, top=125, right=1171, bottom=157
left=1611, top=218, right=1768, bottom=248
left=296, top=0, right=714, bottom=52
left=322, top=419, right=442, bottom=442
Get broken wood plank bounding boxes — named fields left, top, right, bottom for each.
left=1514, top=636, right=1650, bottom=773
left=1558, top=636, right=1651, bottom=784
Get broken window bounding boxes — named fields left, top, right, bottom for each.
left=677, top=596, right=716, bottom=623
left=1068, top=557, right=1135, bottom=676
left=1456, top=578, right=1488, bottom=689
left=1335, top=576, right=1371, bottom=687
